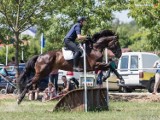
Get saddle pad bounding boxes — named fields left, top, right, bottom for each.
left=62, top=47, right=84, bottom=60
left=62, top=48, right=74, bottom=60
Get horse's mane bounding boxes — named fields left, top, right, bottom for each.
left=92, top=30, right=116, bottom=42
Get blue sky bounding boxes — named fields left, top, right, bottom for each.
left=113, top=10, right=133, bottom=23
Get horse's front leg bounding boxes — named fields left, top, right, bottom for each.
left=94, top=62, right=111, bottom=70
left=95, top=62, right=124, bottom=84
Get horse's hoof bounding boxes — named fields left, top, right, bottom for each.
left=17, top=99, right=21, bottom=105
left=120, top=80, right=125, bottom=84
left=17, top=97, right=22, bottom=105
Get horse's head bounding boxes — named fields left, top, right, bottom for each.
left=92, top=30, right=122, bottom=58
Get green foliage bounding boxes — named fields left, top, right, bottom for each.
left=128, top=0, right=160, bottom=50
left=0, top=0, right=57, bottom=67
left=0, top=46, right=15, bottom=64
left=114, top=21, right=137, bottom=48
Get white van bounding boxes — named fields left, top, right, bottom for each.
left=117, top=52, right=159, bottom=92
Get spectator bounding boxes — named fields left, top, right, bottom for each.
left=8, top=57, right=16, bottom=66
left=20, top=60, right=25, bottom=63
left=60, top=76, right=75, bottom=94
left=42, top=82, right=56, bottom=101
left=152, top=59, right=160, bottom=95
left=96, top=70, right=103, bottom=88
left=49, top=70, right=59, bottom=94
left=28, top=84, right=39, bottom=100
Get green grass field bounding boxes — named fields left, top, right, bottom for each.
left=0, top=98, right=160, bottom=120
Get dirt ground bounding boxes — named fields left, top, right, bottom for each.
left=0, top=94, right=17, bottom=100
left=109, top=93, right=160, bottom=102
left=1, top=93, right=160, bottom=102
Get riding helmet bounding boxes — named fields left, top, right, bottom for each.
left=77, top=16, right=87, bottom=22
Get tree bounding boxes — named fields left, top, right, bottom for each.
left=0, top=0, right=55, bottom=74
left=128, top=0, right=160, bottom=50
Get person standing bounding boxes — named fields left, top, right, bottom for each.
left=152, top=59, right=160, bottom=95
left=8, top=57, right=16, bottom=66
left=28, top=84, right=39, bottom=100
left=96, top=70, right=103, bottom=88
left=49, top=70, right=59, bottom=94
left=64, top=16, right=89, bottom=72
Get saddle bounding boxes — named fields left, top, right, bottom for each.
left=62, top=44, right=84, bottom=60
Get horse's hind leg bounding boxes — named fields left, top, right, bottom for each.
left=17, top=76, right=38, bottom=105
left=17, top=81, right=32, bottom=104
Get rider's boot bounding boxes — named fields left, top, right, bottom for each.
left=73, top=52, right=83, bottom=72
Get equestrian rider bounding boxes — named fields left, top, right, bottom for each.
left=64, top=16, right=89, bottom=72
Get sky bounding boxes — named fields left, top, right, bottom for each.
left=113, top=10, right=134, bottom=23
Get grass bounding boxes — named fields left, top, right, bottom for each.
left=0, top=98, right=160, bottom=120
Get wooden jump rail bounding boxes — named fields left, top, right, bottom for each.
left=54, top=88, right=109, bottom=111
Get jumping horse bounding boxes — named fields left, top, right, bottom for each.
left=17, top=29, right=122, bottom=104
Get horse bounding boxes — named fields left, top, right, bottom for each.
left=17, top=29, right=122, bottom=104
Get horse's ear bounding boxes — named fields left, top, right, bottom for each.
left=92, top=33, right=100, bottom=43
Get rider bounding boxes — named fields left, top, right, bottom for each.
left=64, top=16, right=89, bottom=72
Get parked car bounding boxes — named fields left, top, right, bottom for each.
left=0, top=63, right=26, bottom=94
left=117, top=52, right=159, bottom=92
left=0, top=63, right=49, bottom=93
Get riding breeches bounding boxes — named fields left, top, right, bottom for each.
left=64, top=39, right=82, bottom=67
left=64, top=39, right=82, bottom=53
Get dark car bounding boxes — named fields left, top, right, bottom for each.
left=0, top=63, right=26, bottom=93
left=0, top=63, right=49, bottom=93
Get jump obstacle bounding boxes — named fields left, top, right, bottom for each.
left=54, top=88, right=109, bottom=111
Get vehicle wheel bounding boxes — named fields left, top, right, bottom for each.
left=119, top=86, right=132, bottom=93
left=7, top=85, right=14, bottom=93
left=13, top=89, right=18, bottom=95
left=147, top=77, right=155, bottom=93
left=0, top=89, right=7, bottom=94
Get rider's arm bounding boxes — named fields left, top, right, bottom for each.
left=75, top=24, right=87, bottom=41
left=77, top=34, right=87, bottom=40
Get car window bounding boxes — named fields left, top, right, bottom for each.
left=130, top=56, right=138, bottom=70
left=120, top=56, right=128, bottom=71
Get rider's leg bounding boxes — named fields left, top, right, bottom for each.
left=64, top=40, right=82, bottom=71
left=73, top=51, right=82, bottom=71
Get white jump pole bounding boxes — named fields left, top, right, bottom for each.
left=6, top=45, right=8, bottom=66
left=6, top=36, right=9, bottom=66
left=20, top=34, right=24, bottom=61
left=21, top=46, right=24, bottom=61
left=83, top=43, right=87, bottom=112
left=105, top=48, right=109, bottom=109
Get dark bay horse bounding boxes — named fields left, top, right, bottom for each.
left=17, top=29, right=122, bottom=104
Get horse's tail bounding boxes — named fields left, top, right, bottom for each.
left=17, top=55, right=39, bottom=93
